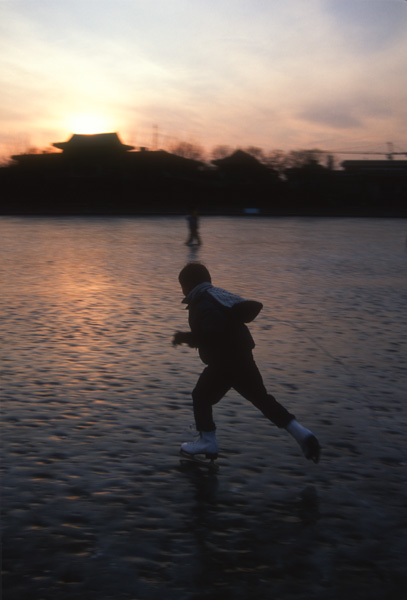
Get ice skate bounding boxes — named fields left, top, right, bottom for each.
left=180, top=431, right=218, bottom=462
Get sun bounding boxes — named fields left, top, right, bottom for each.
left=67, top=113, right=113, bottom=134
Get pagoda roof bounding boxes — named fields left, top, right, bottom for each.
left=212, top=149, right=267, bottom=170
left=53, top=132, right=134, bottom=153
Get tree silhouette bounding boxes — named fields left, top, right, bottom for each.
left=169, top=141, right=205, bottom=161
left=211, top=145, right=233, bottom=160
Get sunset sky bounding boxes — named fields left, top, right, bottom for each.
left=1, top=0, right=406, bottom=162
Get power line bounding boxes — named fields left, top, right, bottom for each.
left=332, top=151, right=407, bottom=156
left=324, top=150, right=407, bottom=160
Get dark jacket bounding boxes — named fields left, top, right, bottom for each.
left=183, top=282, right=263, bottom=365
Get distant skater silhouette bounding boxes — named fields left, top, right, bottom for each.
left=185, top=210, right=202, bottom=246
left=172, top=262, right=321, bottom=464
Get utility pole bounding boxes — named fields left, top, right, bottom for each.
left=152, top=125, right=158, bottom=151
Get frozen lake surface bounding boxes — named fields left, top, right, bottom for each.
left=1, top=216, right=407, bottom=600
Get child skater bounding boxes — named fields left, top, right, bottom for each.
left=172, top=262, right=321, bottom=463
left=185, top=210, right=202, bottom=246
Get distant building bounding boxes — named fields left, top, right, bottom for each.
left=10, top=132, right=204, bottom=179
left=212, top=149, right=266, bottom=170
left=2, top=136, right=406, bottom=215
left=11, top=133, right=133, bottom=171
left=212, top=149, right=271, bottom=178
left=3, top=132, right=206, bottom=214
left=341, top=159, right=407, bottom=173
left=341, top=160, right=407, bottom=209
left=53, top=132, right=134, bottom=154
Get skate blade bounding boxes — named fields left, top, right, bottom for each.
left=180, top=449, right=219, bottom=469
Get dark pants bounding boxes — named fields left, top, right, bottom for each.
left=192, top=353, right=295, bottom=432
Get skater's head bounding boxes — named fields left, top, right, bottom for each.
left=178, top=262, right=211, bottom=296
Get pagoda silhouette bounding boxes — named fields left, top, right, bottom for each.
left=2, top=133, right=406, bottom=216
left=5, top=132, right=207, bottom=214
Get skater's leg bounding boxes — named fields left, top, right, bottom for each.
left=230, top=357, right=295, bottom=428
left=230, top=355, right=320, bottom=462
left=192, top=365, right=231, bottom=431
left=181, top=365, right=230, bottom=456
